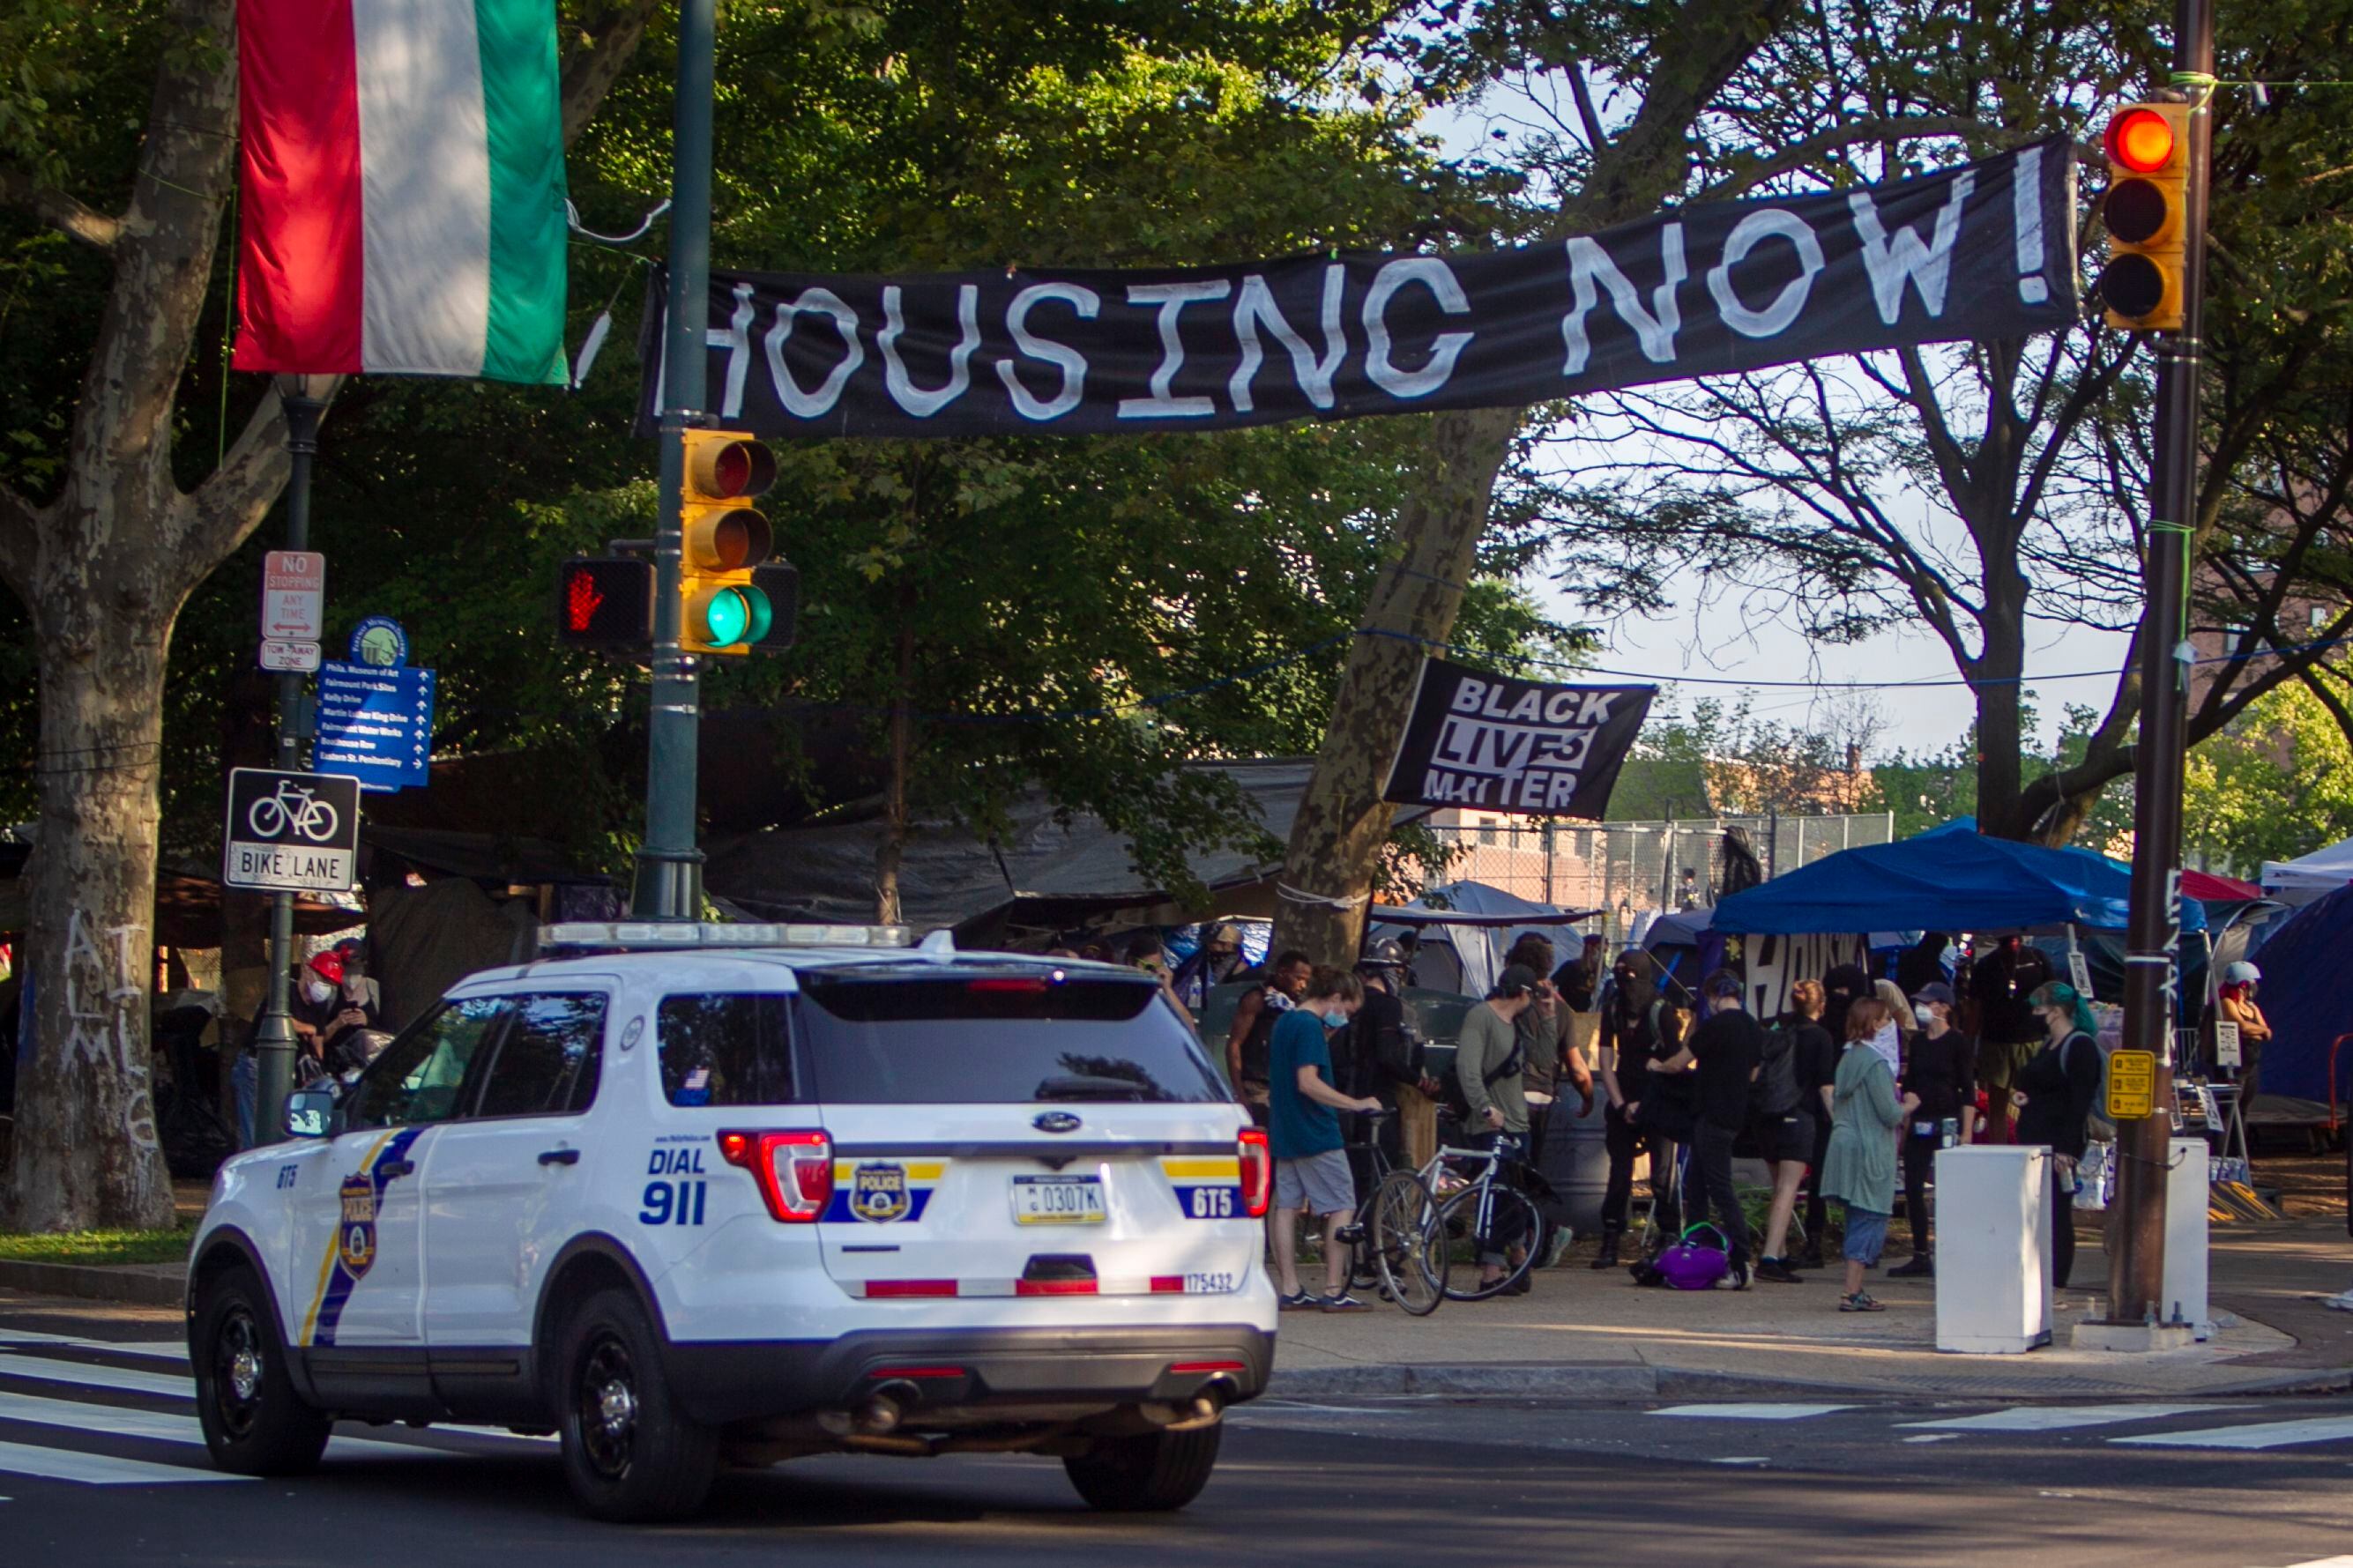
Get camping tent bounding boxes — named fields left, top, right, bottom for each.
left=2234, top=881, right=2353, bottom=1104
left=1712, top=819, right=2206, bottom=937
left=1364, top=881, right=1589, bottom=999
left=2261, top=836, right=2353, bottom=905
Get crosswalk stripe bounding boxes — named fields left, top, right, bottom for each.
left=0, top=1438, right=246, bottom=1486
left=0, top=1388, right=423, bottom=1461
left=1649, top=1403, right=1854, bottom=1421
left=2113, top=1416, right=2353, bottom=1451
left=1900, top=1404, right=2239, bottom=1433
left=0, top=1356, right=191, bottom=1399
left=0, top=1331, right=186, bottom=1364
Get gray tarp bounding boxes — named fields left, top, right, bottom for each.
left=704, top=758, right=1433, bottom=934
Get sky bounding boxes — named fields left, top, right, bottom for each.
left=1414, top=87, right=2139, bottom=757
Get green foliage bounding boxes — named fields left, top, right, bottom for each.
left=2185, top=671, right=2353, bottom=875
left=0, top=1221, right=192, bottom=1266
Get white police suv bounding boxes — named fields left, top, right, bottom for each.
left=187, top=924, right=1276, bottom=1522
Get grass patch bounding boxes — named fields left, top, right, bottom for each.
left=0, top=1221, right=194, bottom=1267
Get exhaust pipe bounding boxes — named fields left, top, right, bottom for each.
left=816, top=1386, right=911, bottom=1439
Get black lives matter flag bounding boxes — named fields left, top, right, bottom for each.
left=1383, top=660, right=1655, bottom=817
left=640, top=139, right=2074, bottom=441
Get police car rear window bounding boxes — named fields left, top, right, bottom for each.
left=657, top=993, right=796, bottom=1106
left=796, top=975, right=1225, bottom=1104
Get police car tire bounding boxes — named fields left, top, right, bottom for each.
left=193, top=1263, right=331, bottom=1476
left=1062, top=1423, right=1223, bottom=1512
left=553, top=1287, right=719, bottom=1523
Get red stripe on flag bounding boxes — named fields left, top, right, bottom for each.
left=233, top=0, right=364, bottom=373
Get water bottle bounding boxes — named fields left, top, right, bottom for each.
left=1939, top=1117, right=1958, bottom=1148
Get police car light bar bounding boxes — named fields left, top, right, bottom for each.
left=538, top=921, right=919, bottom=950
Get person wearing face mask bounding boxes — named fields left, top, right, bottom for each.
left=2014, top=979, right=2105, bottom=1291
left=1889, top=982, right=1976, bottom=1278
left=1266, top=967, right=1382, bottom=1312
left=1456, top=963, right=1540, bottom=1293
left=1644, top=970, right=1763, bottom=1289
left=1592, top=951, right=1685, bottom=1269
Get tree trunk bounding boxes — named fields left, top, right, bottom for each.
left=1270, top=405, right=1520, bottom=965
left=7, top=631, right=175, bottom=1230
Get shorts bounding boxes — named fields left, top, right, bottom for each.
left=1841, top=1205, right=1890, bottom=1266
left=1274, top=1148, right=1356, bottom=1216
left=1751, top=1110, right=1815, bottom=1164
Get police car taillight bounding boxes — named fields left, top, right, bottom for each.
left=1238, top=1127, right=1271, bottom=1218
left=719, top=1129, right=831, bottom=1222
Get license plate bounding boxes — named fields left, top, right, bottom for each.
left=1012, top=1175, right=1106, bottom=1225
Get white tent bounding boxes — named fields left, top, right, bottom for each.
left=1366, top=881, right=1589, bottom=999
left=2261, top=837, right=2353, bottom=905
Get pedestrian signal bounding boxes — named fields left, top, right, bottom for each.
left=2099, top=102, right=2191, bottom=331
left=555, top=557, right=655, bottom=650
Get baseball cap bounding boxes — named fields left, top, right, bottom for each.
left=1493, top=963, right=1539, bottom=997
left=1910, top=981, right=1956, bottom=1007
left=1702, top=971, right=1742, bottom=1000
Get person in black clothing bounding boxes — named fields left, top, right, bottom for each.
left=1339, top=942, right=1427, bottom=1197
left=1973, top=936, right=2054, bottom=1144
left=1227, top=950, right=1312, bottom=1126
left=1592, top=951, right=1685, bottom=1268
left=2014, top=979, right=2104, bottom=1289
left=1756, top=979, right=1834, bottom=1282
left=1791, top=977, right=1843, bottom=1269
left=1895, top=933, right=1951, bottom=1001
left=1821, top=962, right=1872, bottom=1044
left=1889, top=981, right=1976, bottom=1277
left=1648, top=970, right=1761, bottom=1289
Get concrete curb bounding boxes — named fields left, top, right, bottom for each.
left=0, top=1260, right=186, bottom=1308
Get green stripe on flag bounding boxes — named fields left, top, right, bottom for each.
left=476, top=0, right=567, bottom=385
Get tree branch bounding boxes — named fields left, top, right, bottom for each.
left=0, top=165, right=127, bottom=251
left=1695, top=114, right=1981, bottom=202
left=562, top=0, right=660, bottom=147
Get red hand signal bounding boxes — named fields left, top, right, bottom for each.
left=565, top=568, right=605, bottom=632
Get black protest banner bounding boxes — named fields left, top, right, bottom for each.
left=1381, top=659, right=1655, bottom=817
left=639, top=138, right=2075, bottom=442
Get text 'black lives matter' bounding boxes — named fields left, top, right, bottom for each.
left=640, top=139, right=2075, bottom=442
left=1382, top=660, right=1655, bottom=817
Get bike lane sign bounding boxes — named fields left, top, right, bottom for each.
left=222, top=768, right=361, bottom=893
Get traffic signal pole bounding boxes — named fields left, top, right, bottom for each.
left=636, top=0, right=718, bottom=921
left=2111, top=0, right=2213, bottom=1329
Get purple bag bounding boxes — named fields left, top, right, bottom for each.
left=1656, top=1223, right=1731, bottom=1290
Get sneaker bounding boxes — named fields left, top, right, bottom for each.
left=1728, top=1258, right=1752, bottom=1291
left=1319, top=1292, right=1373, bottom=1312
left=1888, top=1254, right=1934, bottom=1279
left=1278, top=1289, right=1319, bottom=1312
left=1590, top=1240, right=1622, bottom=1271
left=1542, top=1228, right=1575, bottom=1268
left=1754, top=1257, right=1805, bottom=1284
left=1503, top=1271, right=1533, bottom=1296
left=1839, top=1290, right=1887, bottom=1312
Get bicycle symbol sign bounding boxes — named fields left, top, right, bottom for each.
left=222, top=768, right=361, bottom=894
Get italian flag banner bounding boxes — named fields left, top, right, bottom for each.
left=233, top=0, right=569, bottom=383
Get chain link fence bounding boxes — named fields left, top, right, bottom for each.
left=1417, top=812, right=1899, bottom=948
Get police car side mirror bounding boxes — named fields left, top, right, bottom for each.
left=284, top=1085, right=341, bottom=1140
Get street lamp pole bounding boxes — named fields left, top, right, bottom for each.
left=633, top=0, right=718, bottom=921
left=253, top=373, right=333, bottom=1146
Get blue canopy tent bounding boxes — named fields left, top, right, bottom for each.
left=1713, top=820, right=2206, bottom=937
left=2240, top=883, right=2353, bottom=1105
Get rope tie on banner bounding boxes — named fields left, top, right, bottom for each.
left=1276, top=883, right=1371, bottom=910
left=565, top=197, right=671, bottom=246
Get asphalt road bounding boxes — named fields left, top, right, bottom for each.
left=4, top=1300, right=2353, bottom=1568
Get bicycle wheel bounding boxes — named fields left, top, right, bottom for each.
left=1369, top=1170, right=1447, bottom=1315
left=1438, top=1184, right=1545, bottom=1302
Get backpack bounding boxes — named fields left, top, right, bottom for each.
left=1441, top=1021, right=1524, bottom=1123
left=1751, top=1020, right=1803, bottom=1118
left=2066, top=1031, right=2118, bottom=1142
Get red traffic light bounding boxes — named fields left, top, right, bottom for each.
left=2106, top=107, right=2175, bottom=174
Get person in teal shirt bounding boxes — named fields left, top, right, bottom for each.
left=1821, top=996, right=1919, bottom=1312
left=1267, top=969, right=1381, bottom=1312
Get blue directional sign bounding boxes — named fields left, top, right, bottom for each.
left=315, top=660, right=436, bottom=792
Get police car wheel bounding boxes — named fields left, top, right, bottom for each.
left=554, top=1287, right=719, bottom=1522
left=1062, top=1423, right=1223, bottom=1512
left=193, top=1264, right=331, bottom=1476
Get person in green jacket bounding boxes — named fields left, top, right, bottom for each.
left=1821, top=996, right=1919, bottom=1312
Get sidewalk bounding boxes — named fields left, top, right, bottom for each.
left=1272, top=1215, right=2353, bottom=1401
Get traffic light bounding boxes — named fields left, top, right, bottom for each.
left=681, top=431, right=794, bottom=655
left=2099, top=102, right=2191, bottom=331
left=555, top=556, right=655, bottom=650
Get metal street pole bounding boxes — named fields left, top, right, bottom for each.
left=254, top=375, right=331, bottom=1147
left=633, top=0, right=717, bottom=921
left=2111, top=0, right=2213, bottom=1327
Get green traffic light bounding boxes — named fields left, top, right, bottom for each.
left=741, top=585, right=772, bottom=643
left=704, top=587, right=751, bottom=646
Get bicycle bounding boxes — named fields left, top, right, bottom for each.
left=248, top=778, right=339, bottom=842
left=1425, top=1133, right=1549, bottom=1302
left=1338, top=1110, right=1449, bottom=1315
